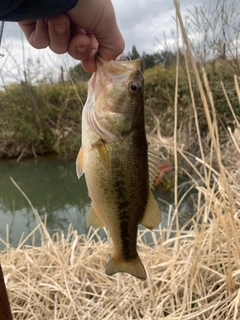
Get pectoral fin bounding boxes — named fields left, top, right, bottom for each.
left=76, top=146, right=84, bottom=179
left=86, top=204, right=105, bottom=229
left=92, top=140, right=108, bottom=169
left=140, top=191, right=161, bottom=230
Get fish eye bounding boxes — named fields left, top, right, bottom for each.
left=129, top=82, right=140, bottom=95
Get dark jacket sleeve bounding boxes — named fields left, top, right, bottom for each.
left=0, top=0, right=78, bottom=21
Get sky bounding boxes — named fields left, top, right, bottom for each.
left=0, top=0, right=205, bottom=84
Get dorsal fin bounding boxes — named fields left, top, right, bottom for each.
left=148, top=147, right=161, bottom=189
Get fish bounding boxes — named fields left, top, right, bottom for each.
left=76, top=53, right=161, bottom=280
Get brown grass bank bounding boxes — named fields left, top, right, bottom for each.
left=1, top=191, right=240, bottom=319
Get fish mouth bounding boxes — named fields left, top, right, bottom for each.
left=116, top=53, right=131, bottom=61
left=89, top=54, right=141, bottom=108
left=96, top=53, right=141, bottom=75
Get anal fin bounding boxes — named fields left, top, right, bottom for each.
left=140, top=191, right=161, bottom=230
left=86, top=204, right=105, bottom=229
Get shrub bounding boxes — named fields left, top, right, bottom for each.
left=0, top=82, right=87, bottom=159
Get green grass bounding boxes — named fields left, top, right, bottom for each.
left=0, top=53, right=239, bottom=161
left=0, top=81, right=87, bottom=159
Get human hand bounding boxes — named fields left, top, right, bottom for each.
left=18, top=0, right=124, bottom=73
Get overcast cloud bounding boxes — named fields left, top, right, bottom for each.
left=0, top=0, right=205, bottom=84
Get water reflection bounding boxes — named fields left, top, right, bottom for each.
left=0, top=156, right=195, bottom=250
left=0, top=156, right=90, bottom=249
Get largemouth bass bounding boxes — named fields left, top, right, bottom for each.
left=76, top=54, right=161, bottom=280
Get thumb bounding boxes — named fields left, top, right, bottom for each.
left=67, top=0, right=124, bottom=62
left=91, top=1, right=124, bottom=60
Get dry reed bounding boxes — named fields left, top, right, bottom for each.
left=1, top=1, right=240, bottom=319
left=1, top=191, right=240, bottom=319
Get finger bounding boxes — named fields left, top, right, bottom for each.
left=89, top=1, right=124, bottom=61
left=80, top=50, right=97, bottom=73
left=66, top=0, right=124, bottom=62
left=68, top=31, right=99, bottom=73
left=68, top=30, right=92, bottom=60
left=47, top=14, right=71, bottom=54
left=79, top=32, right=99, bottom=73
left=18, top=19, right=49, bottom=49
left=97, top=26, right=124, bottom=62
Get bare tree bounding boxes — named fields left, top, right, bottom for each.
left=185, top=0, right=240, bottom=73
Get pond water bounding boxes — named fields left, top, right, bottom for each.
left=0, top=156, right=194, bottom=250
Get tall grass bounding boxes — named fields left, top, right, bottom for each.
left=1, top=1, right=240, bottom=319
left=0, top=81, right=86, bottom=159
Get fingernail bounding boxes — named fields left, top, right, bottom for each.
left=54, top=23, right=67, bottom=33
left=76, top=46, right=88, bottom=53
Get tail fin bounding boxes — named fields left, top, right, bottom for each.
left=105, top=253, right=147, bottom=281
